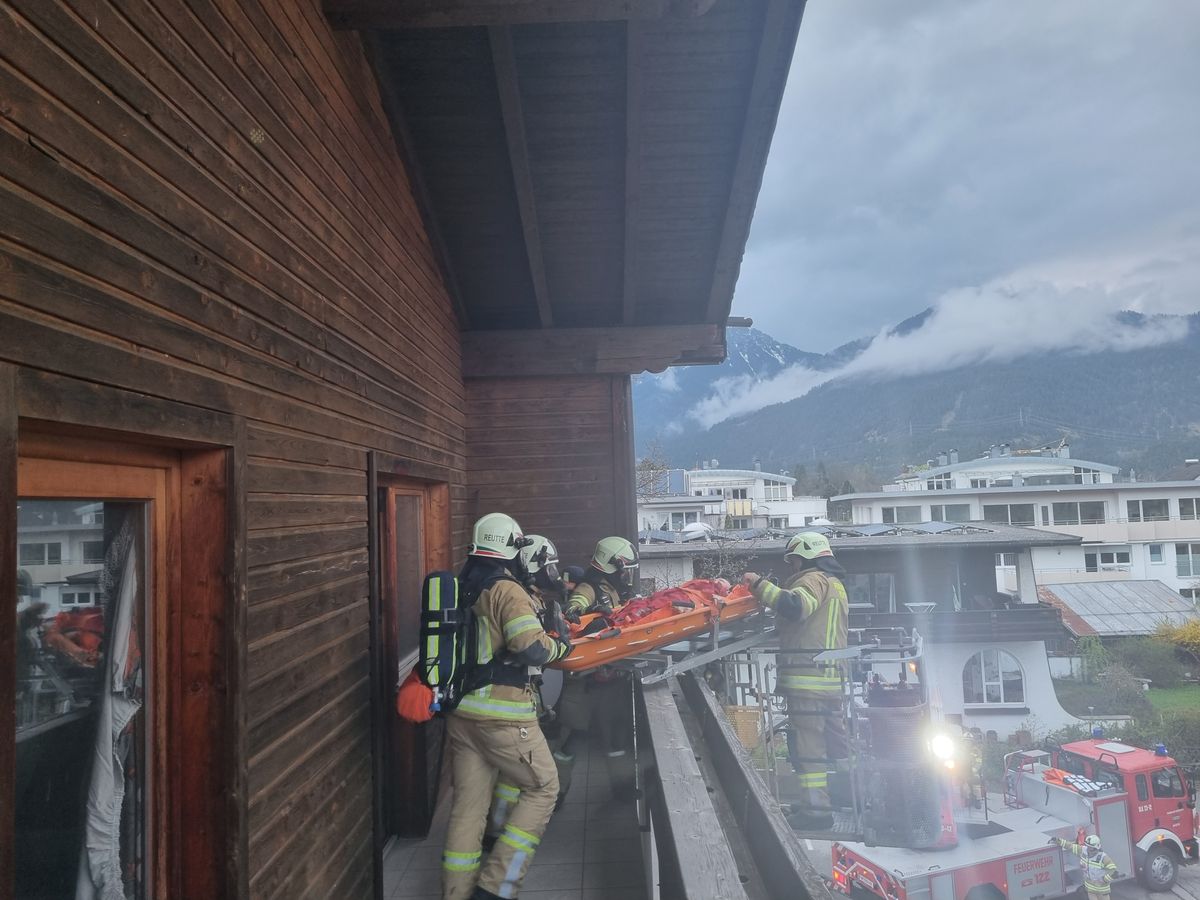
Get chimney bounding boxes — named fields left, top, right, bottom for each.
left=1012, top=474, right=1024, bottom=487
left=1000, top=443, right=1010, bottom=457
left=987, top=444, right=997, bottom=459
left=949, top=449, right=959, bottom=464
left=711, top=458, right=719, bottom=469
left=1060, top=443, right=1071, bottom=459
left=753, top=458, right=762, bottom=472
left=937, top=451, right=949, bottom=467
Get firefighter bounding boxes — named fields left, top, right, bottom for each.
left=553, top=537, right=639, bottom=806
left=442, top=514, right=572, bottom=900
left=742, top=531, right=848, bottom=829
left=1052, top=834, right=1117, bottom=899
left=484, top=535, right=570, bottom=850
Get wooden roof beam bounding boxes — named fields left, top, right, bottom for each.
left=490, top=26, right=553, bottom=329
left=461, top=324, right=726, bottom=377
left=621, top=20, right=643, bottom=325
left=705, top=0, right=808, bottom=323
left=326, top=0, right=718, bottom=30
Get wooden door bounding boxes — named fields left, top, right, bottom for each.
left=8, top=432, right=229, bottom=899
left=379, top=479, right=451, bottom=837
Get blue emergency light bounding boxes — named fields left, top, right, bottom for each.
left=1091, top=726, right=1104, bottom=739
left=1155, top=743, right=1168, bottom=756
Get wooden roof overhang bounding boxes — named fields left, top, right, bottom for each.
left=327, top=0, right=807, bottom=376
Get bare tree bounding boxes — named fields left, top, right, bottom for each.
left=636, top=438, right=673, bottom=498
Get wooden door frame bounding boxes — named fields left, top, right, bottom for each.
left=366, top=452, right=452, bottom=899
left=3, top=401, right=242, bottom=899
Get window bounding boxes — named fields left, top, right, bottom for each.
left=81, top=540, right=105, bottom=564
left=1086, top=547, right=1131, bottom=572
left=1073, top=466, right=1101, bottom=485
left=1128, top=498, right=1170, bottom=522
left=729, top=518, right=749, bottom=529
left=1150, top=544, right=1164, bottom=564
left=1152, top=768, right=1186, bottom=799
left=1177, top=543, right=1200, bottom=578
left=671, top=512, right=684, bottom=530
left=17, top=542, right=62, bottom=566
left=1181, top=588, right=1200, bottom=604
left=930, top=503, right=971, bottom=522
left=1181, top=498, right=1199, bottom=520
left=882, top=505, right=921, bottom=524
left=694, top=490, right=702, bottom=496
left=844, top=573, right=895, bottom=613
left=1136, top=775, right=1149, bottom=802
left=962, top=649, right=1025, bottom=705
left=926, top=473, right=952, bottom=490
left=768, top=517, right=788, bottom=529
left=970, top=478, right=988, bottom=489
left=1041, top=506, right=1050, bottom=526
left=995, top=552, right=1017, bottom=567
left=730, top=488, right=748, bottom=499
left=1050, top=501, right=1106, bottom=526
left=60, top=590, right=96, bottom=606
left=983, top=504, right=1035, bottom=526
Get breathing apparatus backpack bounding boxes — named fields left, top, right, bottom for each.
left=397, top=569, right=515, bottom=722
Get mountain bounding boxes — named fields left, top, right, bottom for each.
left=632, top=328, right=825, bottom=439
left=634, top=314, right=1200, bottom=486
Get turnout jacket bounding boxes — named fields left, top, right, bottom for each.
left=1055, top=839, right=1117, bottom=893
left=453, top=578, right=570, bottom=723
left=751, top=569, right=848, bottom=697
left=566, top=579, right=623, bottom=616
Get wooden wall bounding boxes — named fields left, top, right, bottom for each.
left=0, top=1, right=467, bottom=897
left=465, top=375, right=637, bottom=570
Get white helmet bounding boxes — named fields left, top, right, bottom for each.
left=469, top=512, right=531, bottom=560
left=590, top=536, right=638, bottom=575
left=520, top=535, right=560, bottom=581
left=1085, top=834, right=1102, bottom=849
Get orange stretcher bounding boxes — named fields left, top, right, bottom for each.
left=549, top=580, right=760, bottom=673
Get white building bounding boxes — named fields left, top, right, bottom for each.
left=16, top=500, right=106, bottom=615
left=831, top=445, right=1200, bottom=601
left=638, top=463, right=827, bottom=532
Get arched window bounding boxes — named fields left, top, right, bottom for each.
left=962, top=649, right=1024, bottom=705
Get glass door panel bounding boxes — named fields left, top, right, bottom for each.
left=15, top=499, right=148, bottom=899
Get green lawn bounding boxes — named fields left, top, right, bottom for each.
left=1146, top=685, right=1200, bottom=713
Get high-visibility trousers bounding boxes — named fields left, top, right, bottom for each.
left=442, top=715, right=558, bottom=900
left=786, top=695, right=847, bottom=810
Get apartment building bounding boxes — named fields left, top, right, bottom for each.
left=638, top=464, right=828, bottom=532
left=831, top=445, right=1200, bottom=599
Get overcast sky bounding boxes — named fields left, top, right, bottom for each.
left=735, top=0, right=1200, bottom=353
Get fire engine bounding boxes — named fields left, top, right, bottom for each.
left=830, top=736, right=1198, bottom=899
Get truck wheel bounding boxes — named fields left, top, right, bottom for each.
left=1139, top=845, right=1178, bottom=892
left=964, top=885, right=1004, bottom=900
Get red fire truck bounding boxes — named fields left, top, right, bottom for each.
left=831, top=737, right=1198, bottom=899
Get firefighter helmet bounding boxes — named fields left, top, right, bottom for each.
left=1085, top=834, right=1102, bottom=849
left=520, top=535, right=560, bottom=582
left=590, top=536, right=638, bottom=575
left=784, top=531, right=834, bottom=561
left=469, top=513, right=531, bottom=560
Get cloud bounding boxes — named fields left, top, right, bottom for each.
left=688, top=273, right=1192, bottom=428
left=736, top=0, right=1200, bottom=351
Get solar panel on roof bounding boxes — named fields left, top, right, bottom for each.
left=848, top=523, right=893, bottom=536
left=912, top=522, right=958, bottom=534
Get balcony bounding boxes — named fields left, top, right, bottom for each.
left=848, top=604, right=1065, bottom=644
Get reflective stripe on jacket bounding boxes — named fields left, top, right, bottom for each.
left=566, top=580, right=621, bottom=615
left=753, top=570, right=847, bottom=697
left=453, top=579, right=569, bottom=723
left=1060, top=842, right=1117, bottom=893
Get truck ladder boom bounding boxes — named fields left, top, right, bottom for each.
left=638, top=625, right=774, bottom=685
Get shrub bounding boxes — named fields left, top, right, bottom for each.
left=1113, top=636, right=1185, bottom=688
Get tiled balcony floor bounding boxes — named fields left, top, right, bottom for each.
left=383, top=739, right=648, bottom=900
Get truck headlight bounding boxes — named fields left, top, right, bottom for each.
left=930, top=734, right=956, bottom=760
